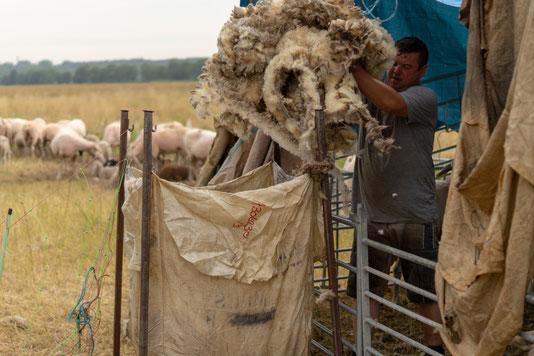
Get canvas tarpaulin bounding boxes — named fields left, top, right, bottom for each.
left=123, top=162, right=325, bottom=355
left=436, top=0, right=534, bottom=355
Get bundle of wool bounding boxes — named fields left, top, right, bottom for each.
left=190, top=0, right=396, bottom=161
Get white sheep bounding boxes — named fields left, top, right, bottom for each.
left=103, top=121, right=131, bottom=148
left=128, top=122, right=190, bottom=167
left=57, top=118, right=87, bottom=137
left=0, top=119, right=12, bottom=140
left=183, top=128, right=216, bottom=179
left=50, top=127, right=105, bottom=179
left=0, top=135, right=12, bottom=163
left=22, top=118, right=47, bottom=158
left=5, top=118, right=28, bottom=155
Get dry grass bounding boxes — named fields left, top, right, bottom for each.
left=0, top=82, right=214, bottom=137
left=0, top=82, right=217, bottom=355
left=0, top=162, right=135, bottom=355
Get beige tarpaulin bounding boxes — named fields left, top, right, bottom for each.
left=123, top=163, right=325, bottom=355
left=436, top=0, right=534, bottom=355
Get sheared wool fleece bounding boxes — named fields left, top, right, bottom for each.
left=190, top=0, right=396, bottom=161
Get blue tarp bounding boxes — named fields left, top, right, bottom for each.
left=239, top=0, right=467, bottom=129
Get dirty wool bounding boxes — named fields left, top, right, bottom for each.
left=190, top=0, right=396, bottom=161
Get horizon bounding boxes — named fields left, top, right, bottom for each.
left=0, top=0, right=239, bottom=65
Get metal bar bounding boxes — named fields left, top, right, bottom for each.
left=519, top=330, right=534, bottom=344
left=363, top=346, right=384, bottom=356
left=139, top=110, right=154, bottom=356
left=339, top=300, right=357, bottom=317
left=432, top=144, right=457, bottom=154
left=365, top=318, right=443, bottom=356
left=336, top=259, right=357, bottom=274
left=365, top=266, right=438, bottom=302
left=314, top=109, right=343, bottom=356
left=365, top=292, right=442, bottom=330
left=311, top=339, right=335, bottom=356
left=332, top=215, right=358, bottom=228
left=356, top=204, right=371, bottom=356
left=363, top=238, right=437, bottom=270
left=0, top=208, right=13, bottom=284
left=113, top=110, right=129, bottom=356
left=312, top=320, right=357, bottom=354
left=421, top=70, right=465, bottom=84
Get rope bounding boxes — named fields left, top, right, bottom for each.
left=68, top=266, right=98, bottom=355
left=301, top=160, right=335, bottom=182
left=361, top=0, right=398, bottom=23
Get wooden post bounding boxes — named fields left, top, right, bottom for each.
left=139, top=110, right=154, bottom=356
left=314, top=109, right=343, bottom=355
left=113, top=109, right=129, bottom=356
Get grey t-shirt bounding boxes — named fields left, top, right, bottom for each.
left=356, top=85, right=438, bottom=224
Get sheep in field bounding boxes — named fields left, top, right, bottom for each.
left=50, top=127, right=105, bottom=179
left=103, top=121, right=131, bottom=148
left=22, top=118, right=47, bottom=158
left=0, top=119, right=12, bottom=140
left=57, top=118, right=87, bottom=137
left=183, top=128, right=216, bottom=179
left=0, top=135, right=12, bottom=163
left=128, top=122, right=190, bottom=168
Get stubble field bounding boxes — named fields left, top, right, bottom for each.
left=0, top=82, right=214, bottom=355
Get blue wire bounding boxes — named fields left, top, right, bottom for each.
left=67, top=267, right=97, bottom=355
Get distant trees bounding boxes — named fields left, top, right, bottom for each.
left=0, top=58, right=206, bottom=85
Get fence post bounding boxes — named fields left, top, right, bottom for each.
left=314, top=109, right=343, bottom=356
left=356, top=204, right=371, bottom=354
left=113, top=109, right=129, bottom=356
left=139, top=110, right=154, bottom=356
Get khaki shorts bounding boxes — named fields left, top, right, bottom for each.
left=346, top=222, right=438, bottom=304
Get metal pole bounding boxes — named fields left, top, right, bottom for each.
left=356, top=204, right=371, bottom=355
left=113, top=110, right=129, bottom=356
left=0, top=208, right=13, bottom=284
left=314, top=109, right=343, bottom=356
left=139, top=110, right=154, bottom=356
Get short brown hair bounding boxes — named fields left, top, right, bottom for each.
left=395, top=37, right=428, bottom=68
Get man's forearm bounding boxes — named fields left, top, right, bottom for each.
left=351, top=67, right=408, bottom=117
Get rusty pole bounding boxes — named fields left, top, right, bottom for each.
left=139, top=110, right=154, bottom=356
left=314, top=109, right=343, bottom=356
left=113, top=110, right=129, bottom=356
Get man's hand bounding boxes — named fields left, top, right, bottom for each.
left=352, top=67, right=408, bottom=118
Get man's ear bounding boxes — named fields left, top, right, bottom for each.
left=419, top=64, right=428, bottom=79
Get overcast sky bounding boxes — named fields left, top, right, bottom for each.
left=0, top=0, right=239, bottom=64
left=0, top=0, right=461, bottom=65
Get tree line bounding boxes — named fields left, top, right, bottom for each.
left=0, top=58, right=207, bottom=85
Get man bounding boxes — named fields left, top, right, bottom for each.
left=347, top=37, right=444, bottom=354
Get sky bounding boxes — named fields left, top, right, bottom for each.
left=0, top=0, right=240, bottom=64
left=0, top=0, right=461, bottom=65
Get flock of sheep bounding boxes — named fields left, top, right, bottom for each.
left=0, top=117, right=216, bottom=185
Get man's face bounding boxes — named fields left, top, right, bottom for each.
left=386, top=51, right=427, bottom=92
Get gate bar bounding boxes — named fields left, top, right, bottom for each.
left=113, top=109, right=129, bottom=355
left=314, top=109, right=343, bottom=356
left=139, top=110, right=154, bottom=356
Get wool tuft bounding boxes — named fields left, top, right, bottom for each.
left=190, top=0, right=396, bottom=161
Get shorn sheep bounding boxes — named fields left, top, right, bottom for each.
left=183, top=128, right=216, bottom=178
left=103, top=121, right=131, bottom=148
left=128, top=122, right=190, bottom=167
left=190, top=0, right=396, bottom=162
left=0, top=135, right=12, bottom=163
left=50, top=127, right=106, bottom=179
left=22, top=118, right=47, bottom=158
